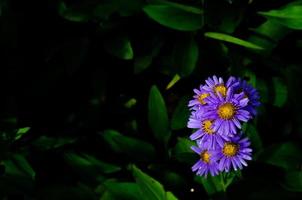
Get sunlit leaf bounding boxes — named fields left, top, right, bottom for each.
left=166, top=74, right=181, bottom=90
left=15, top=127, right=30, bottom=140
left=205, top=32, right=264, bottom=50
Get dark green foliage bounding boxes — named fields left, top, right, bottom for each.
left=0, top=0, right=302, bottom=199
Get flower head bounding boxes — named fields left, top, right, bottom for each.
left=235, top=79, right=260, bottom=116
left=202, top=76, right=239, bottom=97
left=187, top=76, right=258, bottom=177
left=188, top=85, right=211, bottom=111
left=202, top=88, right=250, bottom=136
left=188, top=112, right=229, bottom=149
left=215, top=135, right=252, bottom=172
left=191, top=145, right=219, bottom=177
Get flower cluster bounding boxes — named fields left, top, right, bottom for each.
left=187, top=76, right=260, bottom=177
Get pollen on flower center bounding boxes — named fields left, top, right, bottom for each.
left=198, top=93, right=210, bottom=105
left=222, top=142, right=239, bottom=157
left=214, top=84, right=227, bottom=96
left=218, top=103, right=236, bottom=120
left=200, top=150, right=211, bottom=163
left=202, top=120, right=214, bottom=134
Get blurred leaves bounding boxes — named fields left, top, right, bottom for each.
left=32, top=136, right=76, bottom=151
left=131, top=165, right=178, bottom=200
left=282, top=171, right=302, bottom=192
left=103, top=181, right=141, bottom=200
left=102, top=130, right=156, bottom=161
left=104, top=35, right=134, bottom=60
left=259, top=2, right=302, bottom=30
left=148, top=85, right=170, bottom=145
left=143, top=1, right=203, bottom=31
left=172, top=35, right=199, bottom=77
left=171, top=96, right=190, bottom=130
left=3, top=154, right=35, bottom=180
left=258, top=142, right=302, bottom=170
left=15, top=127, right=30, bottom=140
left=172, top=137, right=196, bottom=164
left=243, top=123, right=263, bottom=152
left=272, top=77, right=287, bottom=107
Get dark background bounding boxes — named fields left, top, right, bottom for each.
left=0, top=0, right=302, bottom=199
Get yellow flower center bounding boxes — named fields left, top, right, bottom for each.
left=200, top=150, right=211, bottom=163
left=198, top=93, right=209, bottom=105
left=218, top=103, right=236, bottom=120
left=214, top=84, right=227, bottom=96
left=222, top=142, right=239, bottom=157
left=202, top=120, right=214, bottom=134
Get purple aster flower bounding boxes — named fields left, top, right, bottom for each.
left=235, top=79, right=260, bottom=117
left=191, top=145, right=219, bottom=177
left=215, top=135, right=252, bottom=172
left=188, top=85, right=211, bottom=111
left=202, top=88, right=251, bottom=136
left=202, top=75, right=239, bottom=97
left=188, top=112, right=229, bottom=149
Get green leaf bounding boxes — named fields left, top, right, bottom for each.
left=32, top=136, right=76, bottom=150
left=143, top=4, right=203, bottom=31
left=148, top=85, right=170, bottom=145
left=104, top=35, right=134, bottom=60
left=242, top=123, right=263, bottom=152
left=256, top=79, right=269, bottom=103
left=15, top=127, right=30, bottom=140
left=58, top=2, right=91, bottom=22
left=3, top=154, right=35, bottom=179
left=93, top=0, right=144, bottom=19
left=104, top=181, right=142, bottom=200
left=249, top=20, right=290, bottom=52
left=171, top=96, right=190, bottom=130
left=131, top=165, right=166, bottom=200
left=134, top=56, right=153, bottom=74
left=258, top=142, right=302, bottom=170
left=173, top=137, right=196, bottom=164
left=166, top=74, right=181, bottom=90
left=258, top=2, right=302, bottom=30
left=102, top=130, right=156, bottom=161
left=205, top=32, right=264, bottom=50
left=282, top=171, right=302, bottom=192
left=64, top=152, right=121, bottom=181
left=166, top=191, right=178, bottom=200
left=195, top=174, right=224, bottom=196
left=173, top=35, right=199, bottom=77
left=124, top=98, right=137, bottom=108
left=272, top=77, right=287, bottom=107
